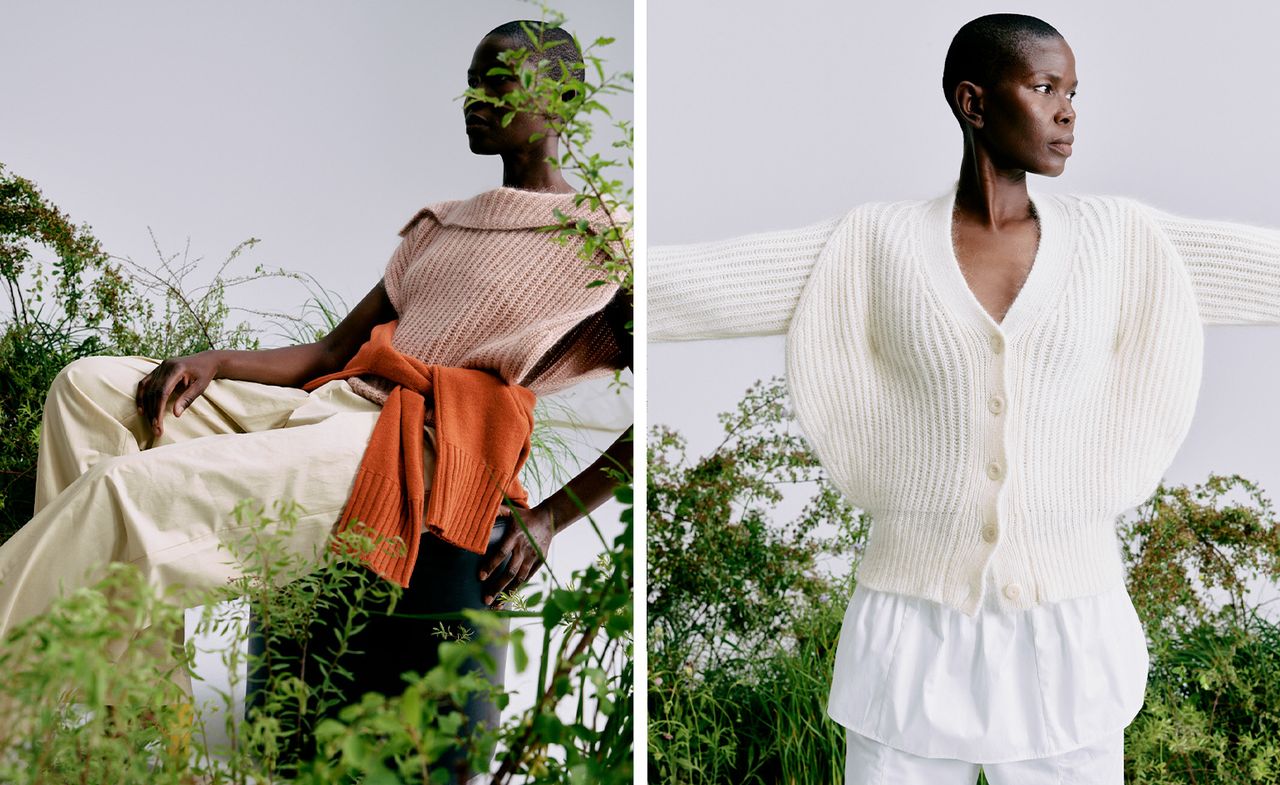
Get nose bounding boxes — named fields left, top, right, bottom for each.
left=1057, top=99, right=1075, bottom=125
left=463, top=92, right=489, bottom=115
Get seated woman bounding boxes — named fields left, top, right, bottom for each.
left=0, top=18, right=631, bottom=779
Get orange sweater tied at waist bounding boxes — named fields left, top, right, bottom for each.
left=301, top=320, right=536, bottom=586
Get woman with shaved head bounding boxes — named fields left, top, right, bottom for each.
left=0, top=18, right=630, bottom=781
left=650, top=12, right=1280, bottom=784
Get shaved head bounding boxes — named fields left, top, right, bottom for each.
left=485, top=20, right=586, bottom=83
left=943, top=14, right=1065, bottom=123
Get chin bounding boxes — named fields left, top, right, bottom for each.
left=466, top=136, right=499, bottom=156
left=1029, top=160, right=1068, bottom=178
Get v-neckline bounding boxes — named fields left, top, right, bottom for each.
left=920, top=181, right=1073, bottom=340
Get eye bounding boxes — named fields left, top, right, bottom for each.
left=1066, top=90, right=1077, bottom=102
left=1034, top=84, right=1052, bottom=94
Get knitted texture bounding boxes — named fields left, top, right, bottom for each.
left=346, top=186, right=624, bottom=408
left=303, top=321, right=535, bottom=587
left=650, top=181, right=1280, bottom=616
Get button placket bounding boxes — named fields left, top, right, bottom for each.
left=979, top=329, right=1010, bottom=593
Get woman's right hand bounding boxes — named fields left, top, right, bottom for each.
left=135, top=351, right=221, bottom=438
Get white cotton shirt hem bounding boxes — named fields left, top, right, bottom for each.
left=826, top=569, right=1150, bottom=763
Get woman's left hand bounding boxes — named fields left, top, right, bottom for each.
left=478, top=503, right=555, bottom=607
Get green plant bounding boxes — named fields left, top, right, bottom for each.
left=0, top=163, right=142, bottom=538
left=1115, top=474, right=1280, bottom=784
left=0, top=164, right=337, bottom=543
left=0, top=560, right=196, bottom=783
left=649, top=378, right=1280, bottom=785
left=0, top=483, right=632, bottom=784
left=648, top=377, right=860, bottom=783
left=1120, top=474, right=1280, bottom=638
left=1125, top=611, right=1280, bottom=784
left=452, top=8, right=636, bottom=782
left=0, top=3, right=635, bottom=779
left=461, top=4, right=633, bottom=298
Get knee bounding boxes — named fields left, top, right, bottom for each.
left=80, top=451, right=156, bottom=505
left=48, top=355, right=154, bottom=405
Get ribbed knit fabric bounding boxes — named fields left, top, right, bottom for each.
left=302, top=321, right=535, bottom=587
left=650, top=181, right=1280, bottom=616
left=346, top=186, right=625, bottom=408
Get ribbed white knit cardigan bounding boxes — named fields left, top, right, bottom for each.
left=650, top=181, right=1280, bottom=616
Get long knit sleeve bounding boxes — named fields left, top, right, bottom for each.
left=648, top=216, right=842, bottom=341
left=1143, top=205, right=1280, bottom=325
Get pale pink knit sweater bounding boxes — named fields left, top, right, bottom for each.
left=345, top=186, right=626, bottom=408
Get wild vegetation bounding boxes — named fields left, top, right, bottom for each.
left=0, top=7, right=633, bottom=782
left=648, top=378, right=1280, bottom=785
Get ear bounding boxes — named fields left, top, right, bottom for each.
left=954, top=81, right=985, bottom=129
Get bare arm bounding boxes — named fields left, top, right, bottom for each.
left=213, top=280, right=397, bottom=384
left=137, top=281, right=397, bottom=436
left=479, top=304, right=634, bottom=606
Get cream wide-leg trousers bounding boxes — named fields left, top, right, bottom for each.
left=0, top=354, right=434, bottom=694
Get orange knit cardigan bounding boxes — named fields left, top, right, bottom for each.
left=301, top=320, right=535, bottom=587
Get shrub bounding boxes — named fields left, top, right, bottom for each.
left=649, top=379, right=1280, bottom=785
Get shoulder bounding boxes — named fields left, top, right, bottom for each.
left=821, top=197, right=936, bottom=244
left=1036, top=192, right=1180, bottom=245
left=1041, top=191, right=1161, bottom=222
left=791, top=199, right=921, bottom=241
left=397, top=201, right=458, bottom=238
left=842, top=197, right=924, bottom=221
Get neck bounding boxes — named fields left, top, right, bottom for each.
left=955, top=136, right=1034, bottom=228
left=499, top=137, right=575, bottom=193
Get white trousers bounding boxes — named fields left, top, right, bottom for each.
left=0, top=355, right=433, bottom=693
left=845, top=726, right=1125, bottom=784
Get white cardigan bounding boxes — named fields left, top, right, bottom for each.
left=650, top=181, right=1280, bottom=616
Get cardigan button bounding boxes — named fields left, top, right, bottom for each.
left=1003, top=583, right=1022, bottom=600
left=987, top=394, right=1005, bottom=415
left=985, top=460, right=1004, bottom=481
left=981, top=523, right=998, bottom=543
left=989, top=333, right=1005, bottom=354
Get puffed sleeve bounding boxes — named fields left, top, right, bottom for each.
left=647, top=216, right=842, bottom=341
left=1143, top=203, right=1280, bottom=325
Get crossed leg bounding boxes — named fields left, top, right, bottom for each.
left=0, top=355, right=386, bottom=691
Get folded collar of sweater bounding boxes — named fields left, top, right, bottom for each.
left=398, top=186, right=628, bottom=235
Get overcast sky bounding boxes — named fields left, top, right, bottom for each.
left=647, top=0, right=1280, bottom=614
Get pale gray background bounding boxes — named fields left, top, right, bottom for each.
left=649, top=1, right=1279, bottom=611
left=2, top=0, right=632, bottom=755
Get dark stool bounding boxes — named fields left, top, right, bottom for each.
left=246, top=519, right=512, bottom=782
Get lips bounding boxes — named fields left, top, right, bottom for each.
left=465, top=113, right=491, bottom=130
left=1049, top=135, right=1074, bottom=156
